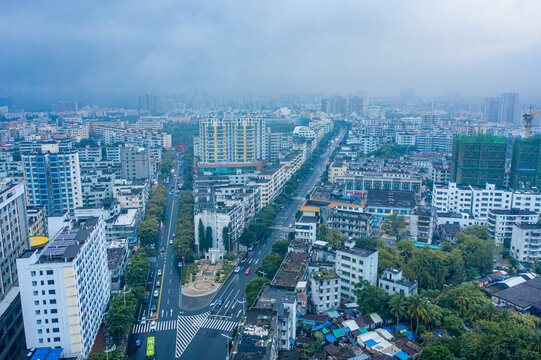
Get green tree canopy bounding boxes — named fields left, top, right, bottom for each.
left=353, top=280, right=390, bottom=315
left=382, top=214, right=408, bottom=241
left=317, top=223, right=345, bottom=248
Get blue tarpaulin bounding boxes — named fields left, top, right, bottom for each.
left=364, top=339, right=378, bottom=347
left=45, top=349, right=63, bottom=360
left=312, top=324, right=325, bottom=331
left=325, top=334, right=337, bottom=342
left=31, top=348, right=51, bottom=360
left=341, top=326, right=351, bottom=334
left=396, top=323, right=409, bottom=331
left=395, top=351, right=411, bottom=360
left=404, top=331, right=417, bottom=340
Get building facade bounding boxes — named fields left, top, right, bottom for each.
left=335, top=245, right=378, bottom=302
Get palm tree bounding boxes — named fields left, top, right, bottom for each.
left=482, top=302, right=498, bottom=321
left=466, top=303, right=484, bottom=323
left=389, top=294, right=407, bottom=328
left=407, top=295, right=428, bottom=334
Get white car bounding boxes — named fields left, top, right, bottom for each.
left=150, top=321, right=157, bottom=331
left=153, top=290, right=159, bottom=298
left=234, top=266, right=241, bottom=273
left=140, top=316, right=147, bottom=325
left=169, top=239, right=173, bottom=245
left=157, top=269, right=162, bottom=276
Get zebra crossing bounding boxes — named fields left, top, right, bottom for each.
left=201, top=317, right=238, bottom=332
left=132, top=319, right=177, bottom=334
left=175, top=312, right=209, bottom=358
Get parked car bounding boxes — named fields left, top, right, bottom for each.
left=153, top=290, right=159, bottom=298
left=245, top=268, right=250, bottom=275
left=234, top=266, right=241, bottom=273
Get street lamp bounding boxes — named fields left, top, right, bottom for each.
left=221, top=333, right=233, bottom=360
left=104, top=344, right=116, bottom=360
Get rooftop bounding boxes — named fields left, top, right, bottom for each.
left=365, top=190, right=416, bottom=209
left=271, top=252, right=308, bottom=289
left=494, top=276, right=541, bottom=309
left=337, top=247, right=376, bottom=258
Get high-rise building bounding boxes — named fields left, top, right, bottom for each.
left=137, top=93, right=157, bottom=112
left=450, top=135, right=507, bottom=186
left=420, top=113, right=439, bottom=129
left=22, top=143, right=83, bottom=215
left=120, top=147, right=153, bottom=180
left=500, top=92, right=519, bottom=124
left=198, top=113, right=267, bottom=164
left=349, top=96, right=364, bottom=115
left=17, top=217, right=110, bottom=358
left=510, top=136, right=541, bottom=189
left=483, top=97, right=501, bottom=122
left=321, top=96, right=347, bottom=115
left=0, top=180, right=31, bottom=360
left=0, top=181, right=29, bottom=298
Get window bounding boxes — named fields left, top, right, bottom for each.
left=34, top=300, right=39, bottom=305
left=51, top=309, right=58, bottom=314
left=31, top=271, right=36, bottom=276
left=47, top=280, right=54, bottom=285
left=33, top=291, right=38, bottom=296
left=32, top=281, right=37, bottom=286
left=52, top=318, right=58, bottom=323
left=35, top=310, right=40, bottom=315
left=53, top=328, right=59, bottom=333
left=38, top=339, right=43, bottom=344
left=53, top=337, right=60, bottom=342
left=49, top=290, right=56, bottom=295
left=46, top=270, right=53, bottom=275
left=50, top=299, right=57, bottom=304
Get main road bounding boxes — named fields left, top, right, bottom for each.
left=128, top=129, right=345, bottom=359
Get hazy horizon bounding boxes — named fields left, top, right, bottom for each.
left=2, top=0, right=541, bottom=108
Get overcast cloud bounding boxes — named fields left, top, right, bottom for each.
left=1, top=0, right=541, bottom=101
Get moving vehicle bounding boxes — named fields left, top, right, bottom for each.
left=151, top=304, right=157, bottom=313
left=155, top=280, right=160, bottom=287
left=169, top=239, right=173, bottom=245
left=135, top=337, right=142, bottom=347
left=140, top=316, right=147, bottom=325
left=146, top=337, right=155, bottom=359
left=157, top=269, right=162, bottom=276
left=150, top=321, right=157, bottom=331
left=143, top=292, right=150, bottom=304
left=245, top=268, right=250, bottom=275
left=234, top=266, right=241, bottom=273
left=247, top=246, right=253, bottom=251
left=153, top=290, right=159, bottom=298
left=217, top=297, right=224, bottom=306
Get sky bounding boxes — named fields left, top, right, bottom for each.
left=1, top=0, right=541, bottom=105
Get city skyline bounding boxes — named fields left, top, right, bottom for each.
left=1, top=1, right=541, bottom=106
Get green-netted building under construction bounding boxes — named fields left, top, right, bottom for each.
left=510, top=135, right=541, bottom=189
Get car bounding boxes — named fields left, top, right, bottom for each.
left=151, top=304, right=157, bottom=312
left=135, top=337, right=142, bottom=347
left=150, top=321, right=157, bottom=331
left=178, top=262, right=182, bottom=268
left=288, top=224, right=293, bottom=228
left=169, top=239, right=173, bottom=245
left=234, top=266, right=241, bottom=273
left=153, top=290, right=159, bottom=298
left=161, top=247, right=166, bottom=253
left=140, top=316, right=147, bottom=325
left=217, top=297, right=224, bottom=306
left=245, top=268, right=250, bottom=275
left=157, top=269, right=162, bottom=276
left=247, top=246, right=253, bottom=251
left=155, top=280, right=160, bottom=287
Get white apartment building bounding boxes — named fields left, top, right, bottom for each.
left=78, top=146, right=102, bottom=162
left=335, top=243, right=378, bottom=302
left=378, top=269, right=418, bottom=296
left=488, top=209, right=539, bottom=245
left=310, top=269, right=340, bottom=314
left=395, top=133, right=416, bottom=146
left=295, top=215, right=318, bottom=244
left=433, top=183, right=541, bottom=222
left=112, top=179, right=150, bottom=210
left=17, top=217, right=110, bottom=358
left=510, top=223, right=541, bottom=263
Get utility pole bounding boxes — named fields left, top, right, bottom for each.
left=104, top=344, right=116, bottom=360
left=221, top=333, right=233, bottom=360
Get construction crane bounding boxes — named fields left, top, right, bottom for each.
left=523, top=105, right=541, bottom=138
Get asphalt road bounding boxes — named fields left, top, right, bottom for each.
left=128, top=130, right=345, bottom=359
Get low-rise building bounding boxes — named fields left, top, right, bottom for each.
left=294, top=215, right=318, bottom=244
left=510, top=223, right=541, bottom=263
left=409, top=206, right=437, bottom=242
left=378, top=269, right=418, bottom=296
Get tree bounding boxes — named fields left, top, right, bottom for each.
left=203, top=226, right=213, bottom=253
left=389, top=294, right=407, bottom=328
left=260, top=254, right=284, bottom=279
left=246, top=277, right=270, bottom=307
left=317, top=223, right=345, bottom=248
left=404, top=248, right=448, bottom=290
left=272, top=239, right=290, bottom=256
left=382, top=214, right=408, bottom=241
left=407, top=295, right=429, bottom=334
left=222, top=224, right=231, bottom=252
left=353, top=280, right=390, bottom=315
left=198, top=219, right=205, bottom=249
left=419, top=343, right=456, bottom=360
left=443, top=315, right=464, bottom=337
left=463, top=225, right=492, bottom=242
left=457, top=234, right=494, bottom=275
left=125, top=254, right=150, bottom=286
left=438, top=283, right=487, bottom=318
